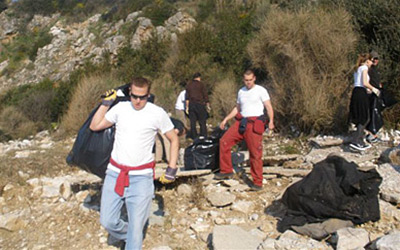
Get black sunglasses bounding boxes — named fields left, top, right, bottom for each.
left=130, top=93, right=148, bottom=100
left=373, top=57, right=379, bottom=60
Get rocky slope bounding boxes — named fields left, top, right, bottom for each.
left=0, top=10, right=196, bottom=90
left=0, top=130, right=400, bottom=249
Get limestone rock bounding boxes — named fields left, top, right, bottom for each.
left=0, top=211, right=28, bottom=231
left=207, top=192, right=236, bottom=207
left=334, top=227, right=369, bottom=250
left=376, top=231, right=400, bottom=250
left=262, top=154, right=300, bottom=166
left=231, top=200, right=254, bottom=214
left=177, top=184, right=193, bottom=197
left=275, top=230, right=331, bottom=249
left=377, top=164, right=400, bottom=204
left=212, top=225, right=262, bottom=250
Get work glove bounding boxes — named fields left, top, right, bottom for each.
left=372, top=88, right=381, bottom=97
left=101, top=89, right=117, bottom=106
left=159, top=166, right=178, bottom=184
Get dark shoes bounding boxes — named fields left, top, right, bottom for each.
left=349, top=143, right=371, bottom=151
left=249, top=183, right=263, bottom=191
left=107, top=234, right=125, bottom=249
left=214, top=172, right=235, bottom=180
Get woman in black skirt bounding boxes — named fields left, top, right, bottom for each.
left=349, top=53, right=381, bottom=151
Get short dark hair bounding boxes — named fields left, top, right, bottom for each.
left=130, top=77, right=151, bottom=93
left=244, top=69, right=255, bottom=76
left=192, top=72, right=201, bottom=79
left=179, top=81, right=186, bottom=88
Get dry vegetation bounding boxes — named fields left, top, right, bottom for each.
left=60, top=73, right=120, bottom=134
left=248, top=7, right=357, bottom=133
left=0, top=106, right=38, bottom=139
left=210, top=76, right=238, bottom=123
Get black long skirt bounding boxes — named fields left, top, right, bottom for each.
left=349, top=87, right=370, bottom=126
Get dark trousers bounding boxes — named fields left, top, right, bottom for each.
left=188, top=102, right=208, bottom=138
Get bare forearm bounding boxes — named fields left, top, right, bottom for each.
left=224, top=106, right=239, bottom=122
left=90, top=105, right=110, bottom=131
left=168, top=137, right=179, bottom=168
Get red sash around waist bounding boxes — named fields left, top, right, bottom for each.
left=109, top=158, right=155, bottom=197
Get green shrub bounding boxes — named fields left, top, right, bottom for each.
left=17, top=90, right=55, bottom=129
left=0, top=0, right=6, bottom=13
left=142, top=0, right=176, bottom=26
left=116, top=34, right=170, bottom=82
left=248, top=7, right=357, bottom=133
left=196, top=0, right=215, bottom=22
left=60, top=72, right=120, bottom=134
left=0, top=106, right=38, bottom=140
left=210, top=9, right=255, bottom=76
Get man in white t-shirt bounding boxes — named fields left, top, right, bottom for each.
left=174, top=83, right=188, bottom=128
left=90, top=77, right=179, bottom=249
left=214, top=69, right=274, bottom=191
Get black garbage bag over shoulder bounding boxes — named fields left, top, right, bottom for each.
left=278, top=155, right=382, bottom=232
left=66, top=105, right=114, bottom=178
left=184, top=127, right=225, bottom=171
left=66, top=104, right=117, bottom=179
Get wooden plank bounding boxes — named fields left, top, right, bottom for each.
left=154, top=168, right=212, bottom=179
left=244, top=167, right=310, bottom=177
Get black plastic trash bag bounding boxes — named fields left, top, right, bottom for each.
left=66, top=105, right=115, bottom=179
left=66, top=84, right=155, bottom=178
left=184, top=127, right=225, bottom=171
left=367, top=95, right=385, bottom=135
left=278, top=155, right=382, bottom=232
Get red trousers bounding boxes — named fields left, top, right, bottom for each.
left=219, top=120, right=264, bottom=186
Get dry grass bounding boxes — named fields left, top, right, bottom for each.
left=0, top=106, right=38, bottom=139
left=151, top=73, right=179, bottom=113
left=60, top=72, right=120, bottom=134
left=248, top=7, right=357, bottom=133
left=210, top=75, right=238, bottom=123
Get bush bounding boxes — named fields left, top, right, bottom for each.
left=0, top=106, right=37, bottom=140
left=210, top=75, right=238, bottom=123
left=142, top=0, right=176, bottom=26
left=248, top=7, right=357, bottom=133
left=0, top=0, right=6, bottom=13
left=60, top=72, right=120, bottom=134
left=151, top=73, right=179, bottom=113
left=17, top=90, right=55, bottom=130
left=116, top=34, right=170, bottom=82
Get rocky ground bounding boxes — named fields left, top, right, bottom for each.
left=0, top=130, right=400, bottom=250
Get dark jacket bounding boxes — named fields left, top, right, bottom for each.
left=185, top=80, right=208, bottom=105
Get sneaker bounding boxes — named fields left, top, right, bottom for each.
left=349, top=143, right=371, bottom=151
left=366, top=134, right=380, bottom=143
left=214, top=172, right=234, bottom=180
left=249, top=183, right=263, bottom=191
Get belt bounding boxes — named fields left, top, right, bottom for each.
left=109, top=158, right=155, bottom=197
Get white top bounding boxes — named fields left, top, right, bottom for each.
left=237, top=84, right=270, bottom=117
left=354, top=65, right=369, bottom=88
left=175, top=90, right=186, bottom=110
left=105, top=102, right=174, bottom=175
